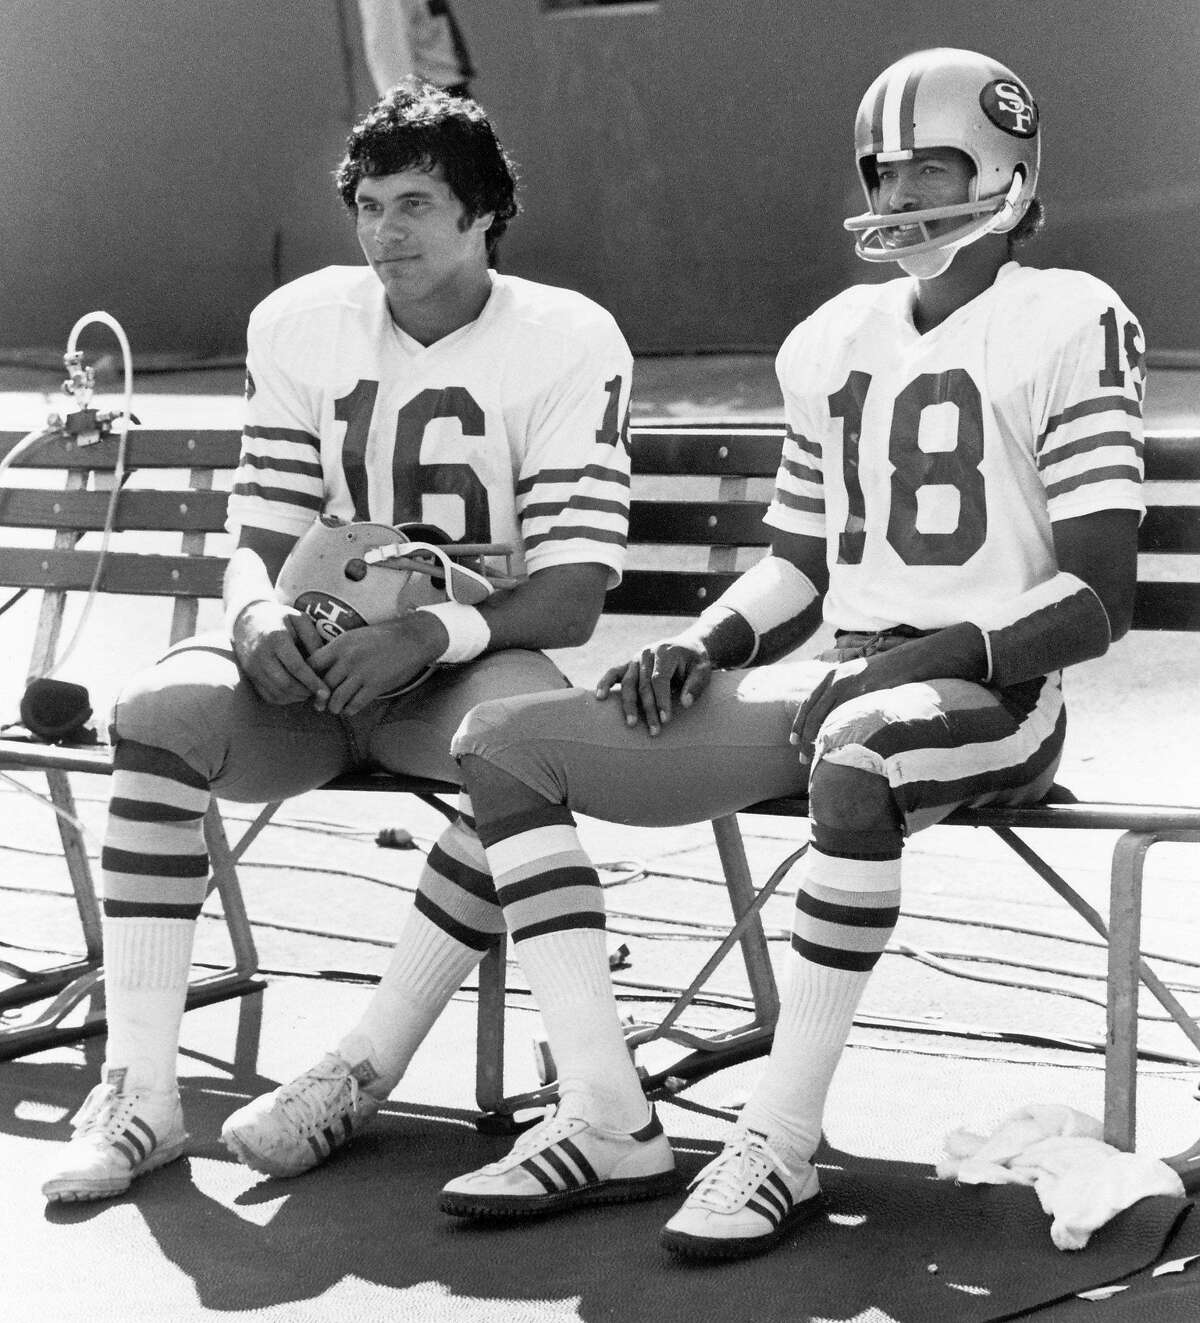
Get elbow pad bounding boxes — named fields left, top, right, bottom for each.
left=969, top=571, right=1112, bottom=687
left=698, top=555, right=821, bottom=666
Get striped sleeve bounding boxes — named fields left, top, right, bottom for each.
left=515, top=333, right=633, bottom=587
left=764, top=323, right=827, bottom=539
left=224, top=320, right=325, bottom=538
left=1035, top=293, right=1146, bottom=522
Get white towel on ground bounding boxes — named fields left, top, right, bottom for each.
left=936, top=1104, right=1185, bottom=1250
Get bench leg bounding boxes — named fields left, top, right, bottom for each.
left=1105, top=831, right=1147, bottom=1151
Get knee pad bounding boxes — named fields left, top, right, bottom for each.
left=808, top=761, right=903, bottom=852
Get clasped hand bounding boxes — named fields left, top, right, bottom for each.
left=232, top=601, right=436, bottom=716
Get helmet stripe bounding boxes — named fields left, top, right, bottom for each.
left=880, top=59, right=924, bottom=154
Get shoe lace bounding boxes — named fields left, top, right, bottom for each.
left=505, top=1107, right=580, bottom=1162
left=689, top=1131, right=788, bottom=1211
left=71, top=1083, right=131, bottom=1138
left=273, top=1058, right=358, bottom=1133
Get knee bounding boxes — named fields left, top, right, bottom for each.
left=808, top=761, right=902, bottom=840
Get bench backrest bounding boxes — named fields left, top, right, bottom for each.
left=1, top=423, right=1198, bottom=676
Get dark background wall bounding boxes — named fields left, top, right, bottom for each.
left=2, top=1, right=1196, bottom=360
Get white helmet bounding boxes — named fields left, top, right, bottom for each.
left=843, top=48, right=1040, bottom=278
left=275, top=516, right=508, bottom=695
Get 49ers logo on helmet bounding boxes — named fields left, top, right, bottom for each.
left=980, top=79, right=1038, bottom=138
left=294, top=591, right=368, bottom=641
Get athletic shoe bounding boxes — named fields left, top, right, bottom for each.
left=42, top=1074, right=188, bottom=1203
left=660, top=1129, right=822, bottom=1260
left=221, top=1052, right=380, bottom=1177
left=440, top=1106, right=680, bottom=1218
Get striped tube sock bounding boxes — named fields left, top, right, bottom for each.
left=100, top=740, right=212, bottom=1093
left=479, top=803, right=648, bottom=1132
left=346, top=799, right=503, bottom=1096
left=740, top=846, right=902, bottom=1165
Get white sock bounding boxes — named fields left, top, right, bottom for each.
left=101, top=916, right=196, bottom=1094
left=516, top=928, right=649, bottom=1132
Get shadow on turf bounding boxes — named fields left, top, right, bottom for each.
left=7, top=1055, right=1198, bottom=1323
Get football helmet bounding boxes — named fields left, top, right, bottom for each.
left=844, top=48, right=1040, bottom=278
left=275, top=516, right=515, bottom=695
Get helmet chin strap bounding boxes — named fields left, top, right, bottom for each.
left=898, top=249, right=957, bottom=279
left=887, top=172, right=1026, bottom=280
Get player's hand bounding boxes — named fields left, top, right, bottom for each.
left=593, top=633, right=714, bottom=735
left=788, top=657, right=871, bottom=767
left=307, top=616, right=440, bottom=717
left=231, top=600, right=330, bottom=708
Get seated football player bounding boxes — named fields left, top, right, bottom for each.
left=439, top=47, right=1146, bottom=1259
left=41, top=79, right=635, bottom=1203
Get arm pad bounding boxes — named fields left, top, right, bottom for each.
left=697, top=554, right=821, bottom=666
left=969, top=571, right=1112, bottom=687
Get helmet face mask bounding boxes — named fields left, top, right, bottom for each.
left=844, top=48, right=1040, bottom=277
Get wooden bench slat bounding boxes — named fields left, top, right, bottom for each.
left=0, top=488, right=230, bottom=533
left=0, top=430, right=244, bottom=469
left=628, top=500, right=771, bottom=545
left=0, top=548, right=225, bottom=597
left=605, top=569, right=741, bottom=615
left=628, top=429, right=784, bottom=476
left=1132, top=581, right=1200, bottom=631
left=1144, top=433, right=1200, bottom=482
left=1142, top=506, right=1200, bottom=554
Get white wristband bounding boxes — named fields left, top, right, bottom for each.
left=416, top=602, right=492, bottom=664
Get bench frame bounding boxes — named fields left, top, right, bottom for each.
left=1, top=420, right=1198, bottom=1174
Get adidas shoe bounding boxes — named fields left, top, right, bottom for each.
left=660, top=1130, right=821, bottom=1260
left=440, top=1106, right=679, bottom=1218
left=221, top=1052, right=380, bottom=1177
left=42, top=1074, right=188, bottom=1203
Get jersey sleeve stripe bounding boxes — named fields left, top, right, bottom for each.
left=1043, top=464, right=1144, bottom=502
left=768, top=488, right=824, bottom=516
left=780, top=454, right=822, bottom=484
left=229, top=482, right=324, bottom=511
left=523, top=526, right=628, bottom=550
left=1038, top=395, right=1141, bottom=449
left=787, top=427, right=821, bottom=459
left=516, top=464, right=631, bottom=496
left=1038, top=429, right=1145, bottom=471
left=243, top=424, right=322, bottom=447
left=237, top=452, right=325, bottom=478
left=520, top=496, right=629, bottom=521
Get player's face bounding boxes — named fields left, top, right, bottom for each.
left=354, top=165, right=493, bottom=311
left=873, top=148, right=974, bottom=247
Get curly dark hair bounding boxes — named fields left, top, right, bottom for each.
left=335, top=79, right=520, bottom=262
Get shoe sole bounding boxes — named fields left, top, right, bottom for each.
left=440, top=1167, right=682, bottom=1219
left=42, top=1135, right=189, bottom=1203
left=660, top=1191, right=823, bottom=1261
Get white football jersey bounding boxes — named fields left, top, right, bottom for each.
left=226, top=268, right=633, bottom=585
left=766, top=262, right=1146, bottom=632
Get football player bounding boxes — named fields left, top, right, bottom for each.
left=42, top=80, right=634, bottom=1202
left=440, top=48, right=1146, bottom=1257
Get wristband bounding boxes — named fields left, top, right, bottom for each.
left=415, top=601, right=492, bottom=664
left=969, top=571, right=1111, bottom=687
left=698, top=555, right=821, bottom=665
left=224, top=596, right=271, bottom=638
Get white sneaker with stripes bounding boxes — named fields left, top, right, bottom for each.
left=660, top=1130, right=822, bottom=1259
left=42, top=1074, right=188, bottom=1202
left=440, top=1106, right=679, bottom=1217
left=221, top=1051, right=381, bottom=1177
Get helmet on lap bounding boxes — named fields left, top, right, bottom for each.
left=275, top=515, right=507, bottom=695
